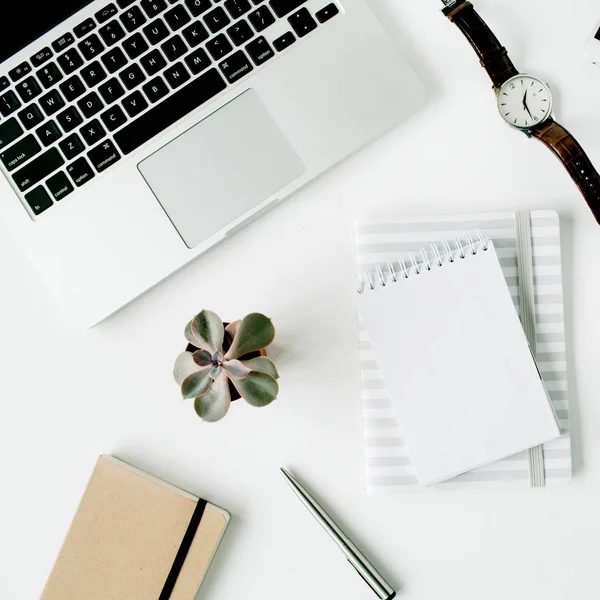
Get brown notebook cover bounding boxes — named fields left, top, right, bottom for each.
left=41, top=455, right=229, bottom=600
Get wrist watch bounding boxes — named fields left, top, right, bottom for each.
left=441, top=0, right=600, bottom=224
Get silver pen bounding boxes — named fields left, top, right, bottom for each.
left=281, top=468, right=396, bottom=600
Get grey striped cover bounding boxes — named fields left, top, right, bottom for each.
left=355, top=211, right=571, bottom=492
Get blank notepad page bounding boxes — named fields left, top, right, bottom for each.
left=356, top=241, right=560, bottom=486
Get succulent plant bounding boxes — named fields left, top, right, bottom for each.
left=174, top=310, right=279, bottom=422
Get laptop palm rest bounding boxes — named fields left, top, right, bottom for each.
left=138, top=89, right=305, bottom=249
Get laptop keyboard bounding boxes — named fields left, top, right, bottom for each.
left=0, top=0, right=340, bottom=217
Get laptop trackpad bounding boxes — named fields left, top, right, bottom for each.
left=138, top=89, right=305, bottom=249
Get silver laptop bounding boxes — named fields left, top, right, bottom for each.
left=0, top=0, right=424, bottom=326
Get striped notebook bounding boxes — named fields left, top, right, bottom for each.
left=355, top=211, right=571, bottom=491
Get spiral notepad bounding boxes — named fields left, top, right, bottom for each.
left=355, top=222, right=561, bottom=486
left=356, top=211, right=571, bottom=491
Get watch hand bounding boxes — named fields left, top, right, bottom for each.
left=522, top=89, right=533, bottom=120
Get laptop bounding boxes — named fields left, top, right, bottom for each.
left=0, top=0, right=424, bottom=327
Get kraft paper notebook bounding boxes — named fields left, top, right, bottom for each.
left=41, top=455, right=229, bottom=600
left=355, top=210, right=571, bottom=490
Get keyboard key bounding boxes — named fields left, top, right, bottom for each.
left=80, top=118, right=107, bottom=145
left=143, top=18, right=170, bottom=44
left=119, top=64, right=146, bottom=90
left=123, top=33, right=150, bottom=59
left=16, top=77, right=42, bottom=102
left=60, top=76, right=86, bottom=102
left=56, top=106, right=83, bottom=133
left=114, top=68, right=226, bottom=154
left=165, top=5, right=192, bottom=30
left=269, top=0, right=306, bottom=18
left=273, top=31, right=295, bottom=51
left=81, top=61, right=108, bottom=87
left=101, top=47, right=128, bottom=73
left=31, top=47, right=53, bottom=68
left=9, top=62, right=31, bottom=82
left=0, top=76, right=9, bottom=91
left=59, top=133, right=85, bottom=160
left=164, top=62, right=190, bottom=88
left=88, top=139, right=121, bottom=172
left=248, top=6, right=274, bottom=32
left=39, top=90, right=65, bottom=116
left=141, top=0, right=168, bottom=18
left=204, top=6, right=230, bottom=33
left=182, top=22, right=209, bottom=47
left=101, top=104, right=128, bottom=130
left=17, top=104, right=44, bottom=129
left=117, top=0, right=137, bottom=7
left=99, top=78, right=125, bottom=103
left=46, top=171, right=74, bottom=201
left=13, top=147, right=64, bottom=192
left=57, top=49, right=84, bottom=75
left=225, top=0, right=251, bottom=18
left=96, top=3, right=119, bottom=23
left=37, top=63, right=64, bottom=88
left=186, top=0, right=211, bottom=16
left=120, top=6, right=147, bottom=32
left=227, top=19, right=253, bottom=46
left=52, top=33, right=75, bottom=53
left=24, top=185, right=53, bottom=215
left=0, top=118, right=24, bottom=150
left=185, top=47, right=211, bottom=74
left=99, top=20, right=127, bottom=46
left=218, top=49, right=252, bottom=83
left=161, top=35, right=188, bottom=61
left=316, top=3, right=338, bottom=23
left=122, top=90, right=149, bottom=117
left=206, top=34, right=232, bottom=59
left=246, top=36, right=273, bottom=65
left=0, top=134, right=41, bottom=171
left=142, top=76, right=169, bottom=102
left=77, top=92, right=104, bottom=118
left=36, top=120, right=62, bottom=146
left=288, top=8, right=317, bottom=37
left=140, top=49, right=167, bottom=75
left=67, top=157, right=95, bottom=187
left=74, top=18, right=97, bottom=38
left=78, top=34, right=105, bottom=60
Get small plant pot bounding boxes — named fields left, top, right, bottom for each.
left=185, top=322, right=266, bottom=402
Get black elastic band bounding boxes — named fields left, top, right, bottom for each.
left=158, top=499, right=207, bottom=600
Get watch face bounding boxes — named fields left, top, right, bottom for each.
left=497, top=75, right=553, bottom=129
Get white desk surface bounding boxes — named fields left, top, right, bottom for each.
left=1, top=0, right=600, bottom=598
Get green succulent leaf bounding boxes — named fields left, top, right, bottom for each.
left=224, top=313, right=275, bottom=360
left=174, top=351, right=200, bottom=386
left=232, top=371, right=279, bottom=407
left=194, top=373, right=231, bottom=422
left=241, top=356, right=279, bottom=380
left=189, top=310, right=224, bottom=353
left=192, top=349, right=212, bottom=367
left=225, top=320, right=241, bottom=341
left=184, top=320, right=198, bottom=347
left=221, top=359, right=251, bottom=380
left=181, top=368, right=212, bottom=399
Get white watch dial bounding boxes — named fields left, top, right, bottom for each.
left=497, top=75, right=553, bottom=129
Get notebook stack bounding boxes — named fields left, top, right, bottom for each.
left=354, top=210, right=571, bottom=491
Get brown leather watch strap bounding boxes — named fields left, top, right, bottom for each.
left=531, top=120, right=600, bottom=223
left=443, top=0, right=519, bottom=88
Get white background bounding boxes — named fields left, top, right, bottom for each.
left=1, top=0, right=600, bottom=598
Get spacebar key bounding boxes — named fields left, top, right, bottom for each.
left=114, top=68, right=227, bottom=155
